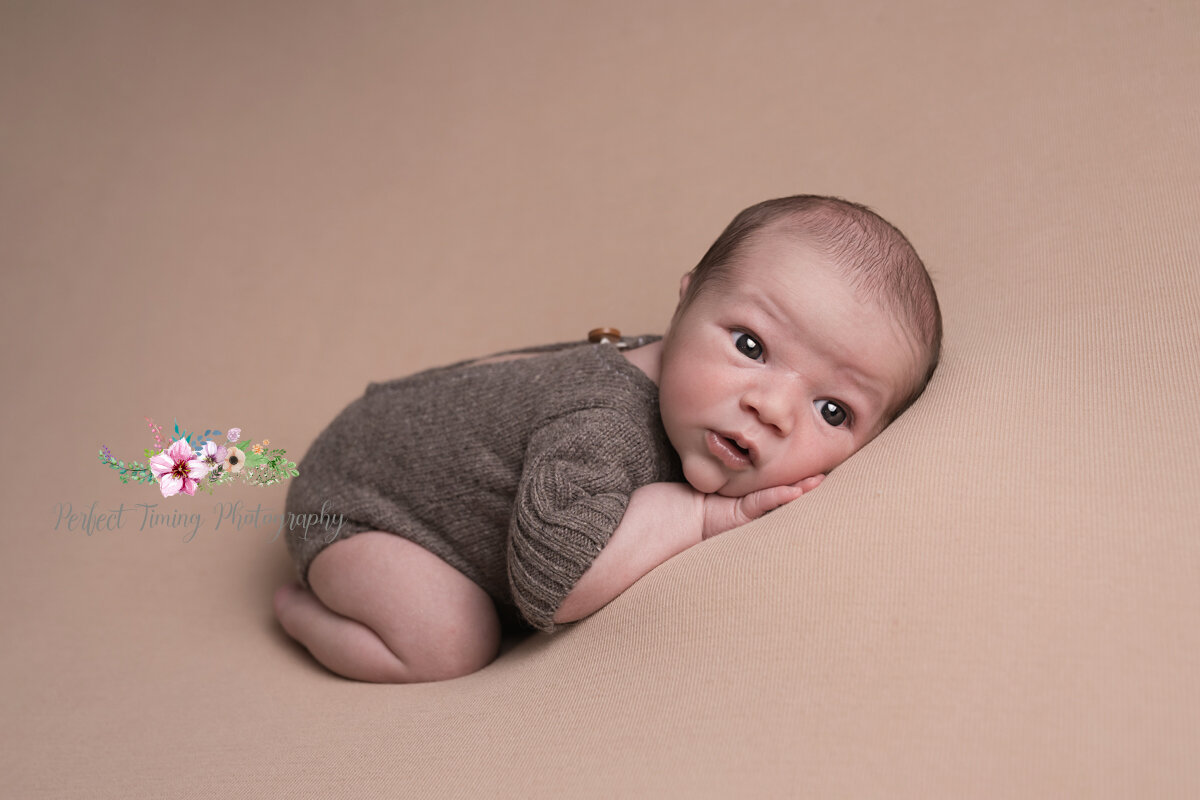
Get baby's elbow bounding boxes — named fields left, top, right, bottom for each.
left=552, top=593, right=587, bottom=625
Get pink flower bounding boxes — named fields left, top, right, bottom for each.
left=149, top=439, right=210, bottom=497
left=226, top=427, right=242, bottom=443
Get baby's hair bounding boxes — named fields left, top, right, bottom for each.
left=682, top=194, right=942, bottom=421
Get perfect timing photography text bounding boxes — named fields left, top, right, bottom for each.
left=52, top=499, right=345, bottom=543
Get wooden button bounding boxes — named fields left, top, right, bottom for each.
left=588, top=327, right=622, bottom=344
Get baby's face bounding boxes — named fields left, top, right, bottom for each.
left=657, top=231, right=923, bottom=497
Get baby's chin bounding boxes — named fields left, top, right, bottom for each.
left=680, top=462, right=726, bottom=496
left=681, top=456, right=807, bottom=497
left=713, top=479, right=773, bottom=498
left=682, top=468, right=762, bottom=498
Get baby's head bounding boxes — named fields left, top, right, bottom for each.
left=655, top=195, right=942, bottom=497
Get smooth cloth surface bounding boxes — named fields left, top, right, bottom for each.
left=3, top=1, right=1198, bottom=797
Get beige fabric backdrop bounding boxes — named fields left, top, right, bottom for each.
left=3, top=1, right=1198, bottom=797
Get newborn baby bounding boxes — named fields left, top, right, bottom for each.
left=274, top=194, right=942, bottom=683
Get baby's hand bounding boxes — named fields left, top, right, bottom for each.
left=700, top=474, right=825, bottom=541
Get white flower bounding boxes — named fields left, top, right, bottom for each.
left=223, top=446, right=246, bottom=474
left=197, top=440, right=228, bottom=472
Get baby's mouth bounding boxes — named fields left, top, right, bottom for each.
left=706, top=431, right=753, bottom=470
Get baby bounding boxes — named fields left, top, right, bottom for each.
left=273, top=194, right=942, bottom=683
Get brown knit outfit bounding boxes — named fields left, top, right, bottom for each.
left=284, top=336, right=683, bottom=634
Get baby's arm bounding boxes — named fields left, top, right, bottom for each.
left=553, top=476, right=823, bottom=624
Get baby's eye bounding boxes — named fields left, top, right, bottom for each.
left=816, top=400, right=848, bottom=427
left=732, top=331, right=764, bottom=361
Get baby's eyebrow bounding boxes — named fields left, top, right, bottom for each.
left=836, top=365, right=886, bottom=417
left=753, top=291, right=791, bottom=332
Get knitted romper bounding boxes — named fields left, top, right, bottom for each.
left=284, top=336, right=684, bottom=634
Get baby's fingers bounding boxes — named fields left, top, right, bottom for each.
left=739, top=474, right=825, bottom=522
left=738, top=485, right=806, bottom=521
left=792, top=473, right=825, bottom=493
left=701, top=477, right=824, bottom=539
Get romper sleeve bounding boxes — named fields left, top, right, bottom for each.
left=507, top=407, right=661, bottom=633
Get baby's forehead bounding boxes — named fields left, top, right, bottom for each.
left=723, top=232, right=859, bottom=301
left=721, top=243, right=926, bottom=399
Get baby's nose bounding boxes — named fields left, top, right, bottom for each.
left=743, top=387, right=794, bottom=437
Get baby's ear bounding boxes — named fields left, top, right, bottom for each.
left=678, top=271, right=693, bottom=301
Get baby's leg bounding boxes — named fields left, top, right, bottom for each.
left=273, top=532, right=502, bottom=683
